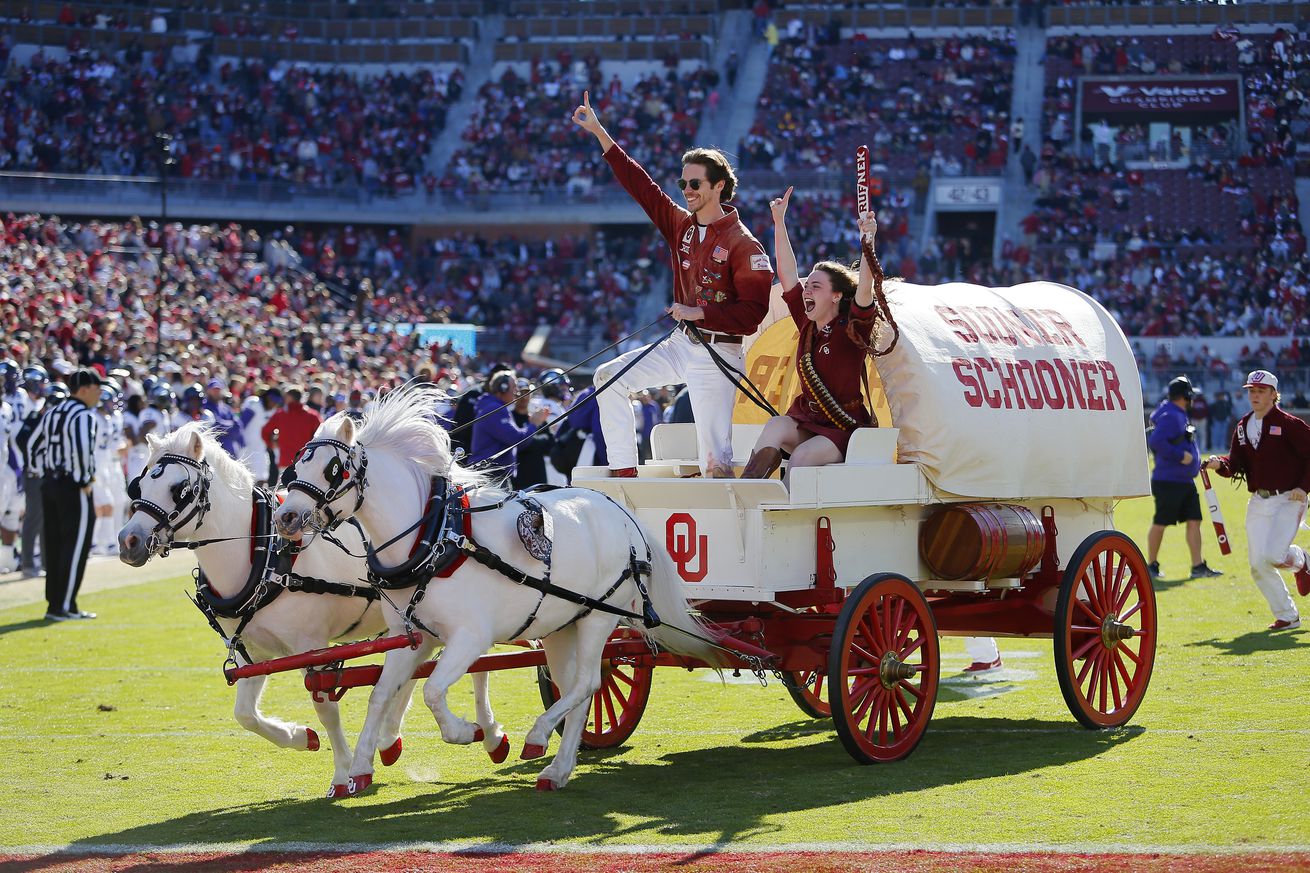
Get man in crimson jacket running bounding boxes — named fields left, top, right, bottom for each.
left=573, top=91, right=772, bottom=478
left=1204, top=369, right=1310, bottom=631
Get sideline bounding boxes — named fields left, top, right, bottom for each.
left=5, top=841, right=1310, bottom=856
left=0, top=552, right=194, bottom=612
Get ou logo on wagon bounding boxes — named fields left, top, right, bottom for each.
left=665, top=512, right=708, bottom=583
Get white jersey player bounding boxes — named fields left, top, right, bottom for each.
left=238, top=390, right=279, bottom=485
left=93, top=390, right=128, bottom=555
left=0, top=393, right=21, bottom=572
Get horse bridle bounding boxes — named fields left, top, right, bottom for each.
left=127, top=453, right=214, bottom=556
left=280, top=437, right=369, bottom=531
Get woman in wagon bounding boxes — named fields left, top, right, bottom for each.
left=739, top=188, right=892, bottom=480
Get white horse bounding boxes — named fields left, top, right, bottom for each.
left=117, top=423, right=428, bottom=798
left=274, top=384, right=722, bottom=792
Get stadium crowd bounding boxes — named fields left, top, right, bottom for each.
left=442, top=56, right=715, bottom=196
left=0, top=47, right=462, bottom=194
left=0, top=210, right=683, bottom=575
left=1042, top=30, right=1305, bottom=169
left=741, top=31, right=1016, bottom=177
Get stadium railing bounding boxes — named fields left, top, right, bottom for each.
left=493, top=39, right=711, bottom=63
left=1, top=21, right=471, bottom=64
left=505, top=0, right=720, bottom=15
left=502, top=16, right=715, bottom=40
left=212, top=37, right=469, bottom=64
left=777, top=6, right=1015, bottom=29
left=0, top=171, right=649, bottom=221
left=1047, top=2, right=1298, bottom=28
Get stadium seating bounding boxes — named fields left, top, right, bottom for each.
left=442, top=58, right=714, bottom=195
left=0, top=214, right=667, bottom=392
left=0, top=52, right=462, bottom=195
left=743, top=34, right=1016, bottom=179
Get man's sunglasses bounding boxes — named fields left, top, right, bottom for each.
left=676, top=178, right=708, bottom=191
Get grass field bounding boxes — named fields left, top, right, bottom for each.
left=3, top=479, right=1309, bottom=860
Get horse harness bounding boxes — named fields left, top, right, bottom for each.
left=188, top=487, right=382, bottom=669
left=281, top=435, right=663, bottom=640
left=280, top=437, right=368, bottom=530
left=129, top=453, right=379, bottom=668
left=127, top=453, right=215, bottom=556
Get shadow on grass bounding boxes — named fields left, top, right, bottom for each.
left=1186, top=628, right=1306, bottom=655
left=0, top=617, right=57, bottom=636
left=1150, top=574, right=1197, bottom=593
left=45, top=716, right=1141, bottom=857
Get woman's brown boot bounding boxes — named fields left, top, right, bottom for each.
left=739, top=446, right=782, bottom=479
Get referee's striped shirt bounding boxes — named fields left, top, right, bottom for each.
left=35, top=397, right=99, bottom=486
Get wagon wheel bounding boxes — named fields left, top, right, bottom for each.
left=536, top=658, right=654, bottom=750
left=828, top=573, right=939, bottom=763
left=1054, top=531, right=1157, bottom=730
left=781, top=668, right=832, bottom=719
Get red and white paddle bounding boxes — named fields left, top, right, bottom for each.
left=1199, top=467, right=1232, bottom=555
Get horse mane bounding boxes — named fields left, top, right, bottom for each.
left=151, top=421, right=254, bottom=493
left=351, top=382, right=493, bottom=492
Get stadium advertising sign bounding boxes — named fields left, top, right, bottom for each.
left=1081, top=77, right=1240, bottom=114
left=393, top=322, right=480, bottom=355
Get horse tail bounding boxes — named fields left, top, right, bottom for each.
left=637, top=522, right=727, bottom=669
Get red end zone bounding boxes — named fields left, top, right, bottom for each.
left=2, top=850, right=1308, bottom=872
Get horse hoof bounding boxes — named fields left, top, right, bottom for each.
left=489, top=734, right=510, bottom=764
left=535, top=778, right=558, bottom=792
left=346, top=773, right=373, bottom=796
left=379, top=737, right=403, bottom=767
left=327, top=783, right=349, bottom=800
left=472, top=727, right=484, bottom=743
left=305, top=728, right=320, bottom=752
left=520, top=743, right=546, bottom=760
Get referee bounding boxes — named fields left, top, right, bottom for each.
left=35, top=369, right=101, bottom=621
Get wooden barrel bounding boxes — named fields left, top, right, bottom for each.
left=919, top=504, right=1046, bottom=581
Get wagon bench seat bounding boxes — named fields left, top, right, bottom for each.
left=573, top=424, right=929, bottom=508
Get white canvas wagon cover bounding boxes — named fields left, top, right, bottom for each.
left=874, top=280, right=1148, bottom=500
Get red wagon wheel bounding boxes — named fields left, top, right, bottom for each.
left=536, top=658, right=654, bottom=750
left=828, top=573, right=939, bottom=763
left=1054, top=531, right=1157, bottom=729
left=781, top=668, right=832, bottom=719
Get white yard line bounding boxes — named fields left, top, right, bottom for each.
left=4, top=840, right=1309, bottom=856
left=4, top=727, right=1310, bottom=740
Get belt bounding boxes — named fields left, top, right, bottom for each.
left=1256, top=488, right=1291, bottom=498
left=678, top=323, right=742, bottom=345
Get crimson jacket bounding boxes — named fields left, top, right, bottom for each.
left=603, top=143, right=771, bottom=336
left=1212, top=405, right=1310, bottom=493
left=260, top=401, right=322, bottom=467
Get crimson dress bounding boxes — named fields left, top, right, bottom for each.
left=782, top=282, right=879, bottom=456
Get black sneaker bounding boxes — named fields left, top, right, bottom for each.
left=1191, top=562, right=1223, bottom=579
left=1148, top=561, right=1162, bottom=580
left=44, top=611, right=71, bottom=622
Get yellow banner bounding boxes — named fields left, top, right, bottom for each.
left=734, top=319, right=893, bottom=429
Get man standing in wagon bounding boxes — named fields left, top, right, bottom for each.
left=573, top=92, right=773, bottom=478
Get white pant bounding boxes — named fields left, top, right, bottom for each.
left=240, top=444, right=270, bottom=483
left=595, top=329, right=744, bottom=473
left=0, top=464, right=20, bottom=530
left=965, top=637, right=1000, bottom=663
left=1245, top=493, right=1305, bottom=623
